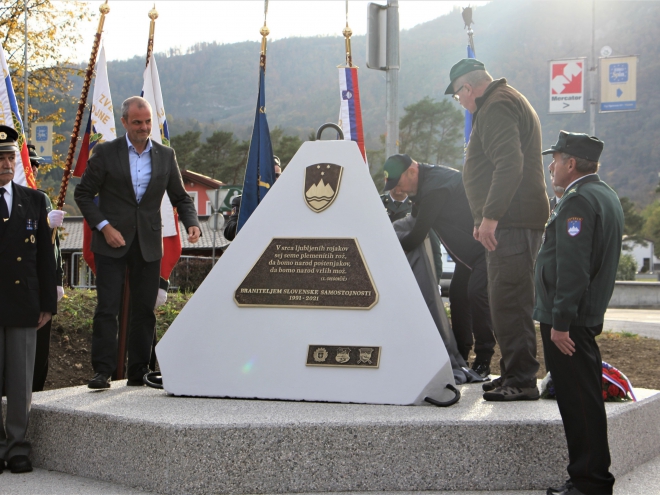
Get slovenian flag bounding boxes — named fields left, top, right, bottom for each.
left=338, top=67, right=366, bottom=162
left=237, top=58, right=275, bottom=233
left=0, top=43, right=35, bottom=188
left=464, top=44, right=476, bottom=155
left=142, top=52, right=181, bottom=281
left=74, top=44, right=116, bottom=273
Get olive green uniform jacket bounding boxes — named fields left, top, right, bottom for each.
left=533, top=174, right=623, bottom=331
left=463, top=78, right=549, bottom=229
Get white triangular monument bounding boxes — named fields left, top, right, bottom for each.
left=157, top=140, right=456, bottom=405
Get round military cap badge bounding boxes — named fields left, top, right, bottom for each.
left=0, top=132, right=6, bottom=140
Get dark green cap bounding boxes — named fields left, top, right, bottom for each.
left=383, top=154, right=412, bottom=190
left=444, top=58, right=486, bottom=95
left=542, top=130, right=604, bottom=162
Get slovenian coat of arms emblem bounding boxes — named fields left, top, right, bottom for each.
left=567, top=217, right=582, bottom=237
left=304, top=163, right=343, bottom=213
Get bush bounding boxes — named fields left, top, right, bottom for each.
left=169, top=257, right=214, bottom=292
left=616, top=253, right=638, bottom=280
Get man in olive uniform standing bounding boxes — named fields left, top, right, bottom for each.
left=0, top=126, right=57, bottom=473
left=535, top=131, right=622, bottom=495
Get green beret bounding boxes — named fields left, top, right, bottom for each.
left=383, top=154, right=412, bottom=190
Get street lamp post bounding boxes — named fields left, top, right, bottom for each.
left=206, top=188, right=225, bottom=266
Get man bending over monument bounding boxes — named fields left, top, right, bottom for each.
left=75, top=96, right=201, bottom=389
left=383, top=154, right=494, bottom=377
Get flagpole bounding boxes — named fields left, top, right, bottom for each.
left=146, top=4, right=157, bottom=67
left=55, top=1, right=110, bottom=210
left=260, top=0, right=269, bottom=69
left=343, top=0, right=353, bottom=68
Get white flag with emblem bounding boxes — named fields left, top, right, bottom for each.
left=142, top=52, right=177, bottom=237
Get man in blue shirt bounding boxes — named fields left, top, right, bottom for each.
left=75, top=96, right=201, bottom=389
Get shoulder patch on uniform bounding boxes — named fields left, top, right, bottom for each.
left=567, top=217, right=582, bottom=237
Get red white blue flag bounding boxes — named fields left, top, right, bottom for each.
left=0, top=43, right=35, bottom=188
left=73, top=44, right=116, bottom=274
left=142, top=52, right=181, bottom=281
left=338, top=67, right=366, bottom=163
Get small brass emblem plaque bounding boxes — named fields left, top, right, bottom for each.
left=306, top=345, right=381, bottom=368
left=304, top=163, right=343, bottom=213
left=234, top=238, right=378, bottom=309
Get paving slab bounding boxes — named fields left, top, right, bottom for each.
left=2, top=453, right=660, bottom=495
left=19, top=381, right=660, bottom=495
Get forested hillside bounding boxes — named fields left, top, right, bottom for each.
left=48, top=0, right=660, bottom=205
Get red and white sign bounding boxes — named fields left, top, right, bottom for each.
left=549, top=59, right=585, bottom=113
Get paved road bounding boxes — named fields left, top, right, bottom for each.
left=604, top=308, right=660, bottom=339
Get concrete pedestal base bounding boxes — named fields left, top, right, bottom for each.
left=22, top=383, right=660, bottom=494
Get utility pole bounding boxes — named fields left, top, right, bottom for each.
left=385, top=0, right=399, bottom=157
left=589, top=0, right=597, bottom=136
left=367, top=0, right=400, bottom=157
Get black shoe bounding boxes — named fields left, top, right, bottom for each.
left=483, top=385, right=540, bottom=402
left=8, top=455, right=32, bottom=473
left=126, top=368, right=150, bottom=386
left=88, top=372, right=111, bottom=389
left=551, top=487, right=585, bottom=495
left=547, top=480, right=573, bottom=494
left=482, top=376, right=503, bottom=392
left=471, top=361, right=491, bottom=378
left=0, top=459, right=5, bottom=474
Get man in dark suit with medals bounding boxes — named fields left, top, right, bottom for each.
left=75, top=96, right=201, bottom=389
left=0, top=125, right=57, bottom=474
left=535, top=131, right=623, bottom=495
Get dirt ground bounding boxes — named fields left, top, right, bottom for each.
left=44, top=325, right=660, bottom=392
left=471, top=329, right=660, bottom=391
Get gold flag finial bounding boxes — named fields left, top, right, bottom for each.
left=148, top=4, right=158, bottom=21
left=341, top=0, right=355, bottom=68
left=260, top=0, right=269, bottom=67
left=146, top=4, right=158, bottom=67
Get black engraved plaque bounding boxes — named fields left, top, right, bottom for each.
left=306, top=345, right=381, bottom=368
left=234, top=238, right=378, bottom=309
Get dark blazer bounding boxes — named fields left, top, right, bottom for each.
left=533, top=175, right=624, bottom=330
left=74, top=135, right=200, bottom=262
left=0, top=182, right=57, bottom=327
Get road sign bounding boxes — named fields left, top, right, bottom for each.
left=549, top=59, right=585, bottom=114
left=30, top=122, right=53, bottom=163
left=600, top=55, right=637, bottom=113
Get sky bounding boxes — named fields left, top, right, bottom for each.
left=79, top=1, right=486, bottom=62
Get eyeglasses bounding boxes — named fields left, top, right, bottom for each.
left=452, top=85, right=465, bottom=101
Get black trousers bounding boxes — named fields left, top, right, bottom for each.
left=450, top=258, right=495, bottom=363
left=32, top=319, right=51, bottom=392
left=540, top=323, right=615, bottom=495
left=92, top=238, right=160, bottom=380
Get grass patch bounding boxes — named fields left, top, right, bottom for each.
left=53, top=288, right=193, bottom=341
left=599, top=330, right=639, bottom=339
